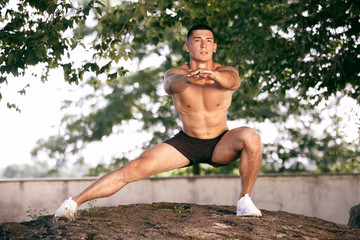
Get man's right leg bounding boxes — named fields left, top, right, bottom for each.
left=55, top=143, right=189, bottom=218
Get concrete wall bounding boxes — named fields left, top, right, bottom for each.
left=0, top=173, right=359, bottom=225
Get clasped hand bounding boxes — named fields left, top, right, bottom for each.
left=186, top=69, right=217, bottom=85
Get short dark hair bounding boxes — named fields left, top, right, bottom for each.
left=187, top=24, right=214, bottom=40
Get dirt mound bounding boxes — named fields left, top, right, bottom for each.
left=1, top=203, right=359, bottom=239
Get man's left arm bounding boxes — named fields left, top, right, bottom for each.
left=214, top=66, right=241, bottom=90
left=195, top=66, right=241, bottom=91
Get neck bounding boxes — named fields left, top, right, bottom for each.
left=188, top=59, right=214, bottom=70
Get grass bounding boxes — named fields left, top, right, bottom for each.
left=173, top=205, right=186, bottom=213
left=26, top=206, right=49, bottom=221
left=87, top=200, right=99, bottom=214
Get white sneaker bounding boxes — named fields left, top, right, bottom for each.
left=236, top=194, right=262, bottom=217
left=54, top=197, right=78, bottom=220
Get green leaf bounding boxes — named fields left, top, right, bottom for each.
left=95, top=7, right=102, bottom=15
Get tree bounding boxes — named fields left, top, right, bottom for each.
left=2, top=161, right=50, bottom=178
left=0, top=0, right=126, bottom=111
left=2, top=0, right=359, bottom=174
left=2, top=0, right=359, bottom=110
left=262, top=94, right=360, bottom=173
left=0, top=160, right=90, bottom=178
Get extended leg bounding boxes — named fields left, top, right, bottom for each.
left=54, top=143, right=189, bottom=219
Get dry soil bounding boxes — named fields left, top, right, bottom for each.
left=1, top=203, right=359, bottom=239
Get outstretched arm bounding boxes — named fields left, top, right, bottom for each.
left=189, top=66, right=241, bottom=91
left=164, top=66, right=215, bottom=95
left=164, top=67, right=190, bottom=95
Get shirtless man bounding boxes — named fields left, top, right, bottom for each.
left=55, top=24, right=262, bottom=219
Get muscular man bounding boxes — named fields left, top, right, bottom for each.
left=55, top=24, right=262, bottom=219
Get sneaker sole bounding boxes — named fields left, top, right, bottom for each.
left=236, top=213, right=262, bottom=217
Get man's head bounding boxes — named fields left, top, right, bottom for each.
left=185, top=24, right=217, bottom=61
left=187, top=24, right=214, bottom=41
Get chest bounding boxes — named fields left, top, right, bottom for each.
left=174, top=84, right=232, bottom=110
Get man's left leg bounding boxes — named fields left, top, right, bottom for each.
left=211, top=126, right=262, bottom=216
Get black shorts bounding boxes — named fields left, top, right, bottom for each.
left=164, top=130, right=229, bottom=167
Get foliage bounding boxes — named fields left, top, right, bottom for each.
left=2, top=161, right=50, bottom=178
left=26, top=206, right=49, bottom=221
left=0, top=0, right=125, bottom=111
left=173, top=205, right=186, bottom=214
left=161, top=161, right=240, bottom=176
left=0, top=160, right=90, bottom=178
left=87, top=200, right=99, bottom=214
left=262, top=94, right=360, bottom=173
left=85, top=156, right=129, bottom=176
left=1, top=0, right=359, bottom=174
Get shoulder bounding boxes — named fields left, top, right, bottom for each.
left=213, top=62, right=223, bottom=69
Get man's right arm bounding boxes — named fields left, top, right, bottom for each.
left=163, top=67, right=190, bottom=95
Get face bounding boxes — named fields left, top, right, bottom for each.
left=185, top=30, right=217, bottom=61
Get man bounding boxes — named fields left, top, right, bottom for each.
left=55, top=24, right=262, bottom=219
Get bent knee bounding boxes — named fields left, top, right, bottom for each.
left=235, top=127, right=261, bottom=147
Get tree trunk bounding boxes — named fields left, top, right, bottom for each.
left=193, top=163, right=200, bottom=175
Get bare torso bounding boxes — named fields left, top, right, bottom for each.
left=171, top=63, right=233, bottom=139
